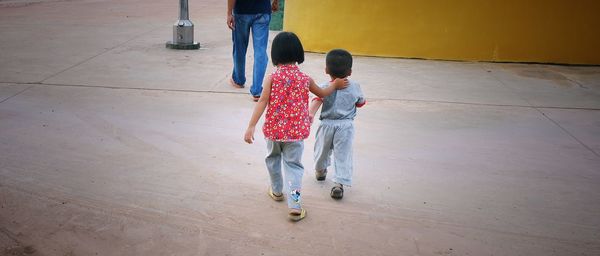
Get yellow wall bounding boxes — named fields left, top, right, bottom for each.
left=283, top=0, right=600, bottom=65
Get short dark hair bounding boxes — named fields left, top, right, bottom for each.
left=271, top=32, right=304, bottom=65
left=326, top=49, right=353, bottom=78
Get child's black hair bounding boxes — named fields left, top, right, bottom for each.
left=326, top=49, right=353, bottom=78
left=271, top=32, right=305, bottom=65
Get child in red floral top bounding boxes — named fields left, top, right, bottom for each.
left=244, top=32, right=347, bottom=221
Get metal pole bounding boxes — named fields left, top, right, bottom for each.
left=179, top=0, right=189, bottom=20
left=166, top=0, right=200, bottom=49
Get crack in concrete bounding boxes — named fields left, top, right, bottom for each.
left=0, top=85, right=33, bottom=105
left=38, top=82, right=250, bottom=95
left=486, top=66, right=600, bottom=159
left=535, top=108, right=600, bottom=159
left=3, top=81, right=600, bottom=111
left=564, top=76, right=589, bottom=89
left=39, top=26, right=160, bottom=84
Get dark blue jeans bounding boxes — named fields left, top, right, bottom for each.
left=231, top=13, right=271, bottom=97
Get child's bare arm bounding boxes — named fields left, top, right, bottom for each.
left=308, top=98, right=322, bottom=124
left=308, top=77, right=348, bottom=98
left=244, top=75, right=272, bottom=144
left=356, top=83, right=367, bottom=108
left=356, top=99, right=367, bottom=108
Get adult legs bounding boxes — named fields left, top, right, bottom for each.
left=231, top=14, right=252, bottom=86
left=249, top=13, right=271, bottom=97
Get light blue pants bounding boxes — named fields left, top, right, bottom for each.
left=265, top=140, right=304, bottom=209
left=314, top=119, right=354, bottom=186
left=231, top=13, right=271, bottom=97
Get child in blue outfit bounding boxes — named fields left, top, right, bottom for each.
left=309, top=49, right=366, bottom=199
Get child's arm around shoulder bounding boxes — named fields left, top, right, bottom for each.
left=308, top=97, right=322, bottom=124
left=308, top=77, right=348, bottom=98
left=244, top=74, right=273, bottom=144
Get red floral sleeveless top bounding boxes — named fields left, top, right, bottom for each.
left=263, top=64, right=311, bottom=141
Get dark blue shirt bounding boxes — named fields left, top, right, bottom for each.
left=234, top=0, right=271, bottom=14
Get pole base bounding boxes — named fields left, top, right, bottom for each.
left=166, top=41, right=200, bottom=50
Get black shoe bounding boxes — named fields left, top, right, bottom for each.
left=330, top=184, right=343, bottom=199
left=315, top=169, right=327, bottom=181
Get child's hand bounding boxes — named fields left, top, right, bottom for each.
left=309, top=113, right=315, bottom=124
left=332, top=78, right=349, bottom=90
left=244, top=126, right=255, bottom=144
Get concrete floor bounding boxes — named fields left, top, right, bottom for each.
left=1, top=0, right=600, bottom=255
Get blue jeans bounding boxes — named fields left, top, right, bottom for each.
left=265, top=140, right=304, bottom=210
left=232, top=13, right=271, bottom=97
